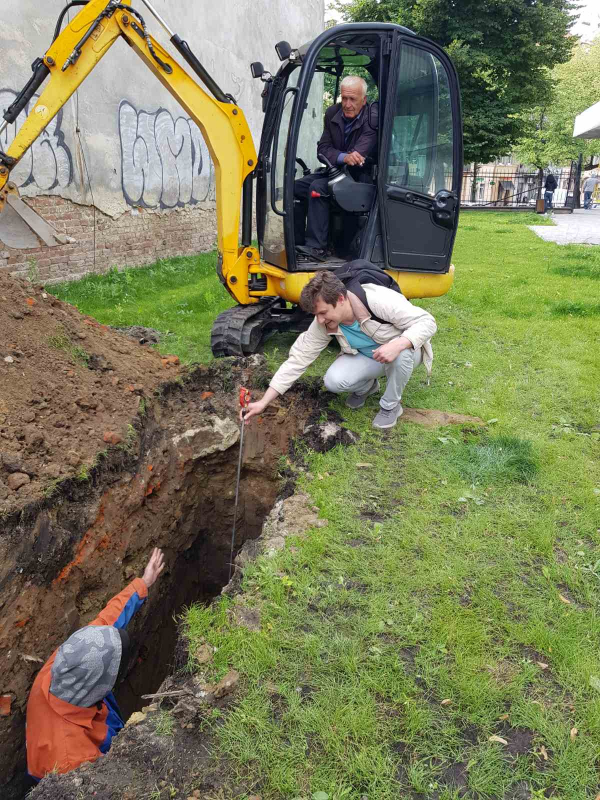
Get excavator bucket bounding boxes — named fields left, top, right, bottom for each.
left=0, top=183, right=69, bottom=249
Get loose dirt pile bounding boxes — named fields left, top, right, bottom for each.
left=0, top=272, right=180, bottom=511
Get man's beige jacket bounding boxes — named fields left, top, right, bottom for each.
left=270, top=284, right=437, bottom=396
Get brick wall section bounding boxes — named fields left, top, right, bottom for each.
left=0, top=196, right=218, bottom=284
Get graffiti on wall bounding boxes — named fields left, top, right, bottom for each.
left=119, top=100, right=216, bottom=208
left=0, top=89, right=73, bottom=191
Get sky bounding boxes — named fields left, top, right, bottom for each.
left=326, top=0, right=600, bottom=39
left=571, top=0, right=600, bottom=40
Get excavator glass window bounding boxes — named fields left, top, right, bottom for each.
left=259, top=65, right=301, bottom=269
left=387, top=45, right=453, bottom=197
left=286, top=34, right=382, bottom=271
left=260, top=38, right=381, bottom=271
left=273, top=70, right=300, bottom=215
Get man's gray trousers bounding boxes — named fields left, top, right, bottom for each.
left=323, top=348, right=422, bottom=410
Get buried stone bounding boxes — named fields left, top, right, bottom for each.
left=7, top=472, right=30, bottom=491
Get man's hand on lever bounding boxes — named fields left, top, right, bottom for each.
left=240, top=387, right=279, bottom=424
left=343, top=151, right=365, bottom=167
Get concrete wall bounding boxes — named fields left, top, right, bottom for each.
left=0, top=0, right=324, bottom=281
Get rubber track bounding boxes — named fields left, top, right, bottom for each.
left=210, top=304, right=266, bottom=357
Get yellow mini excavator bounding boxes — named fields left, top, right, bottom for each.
left=0, top=0, right=463, bottom=357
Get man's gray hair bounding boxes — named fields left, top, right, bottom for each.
left=340, top=75, right=367, bottom=97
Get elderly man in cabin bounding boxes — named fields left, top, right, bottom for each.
left=26, top=548, right=165, bottom=784
left=294, top=75, right=378, bottom=261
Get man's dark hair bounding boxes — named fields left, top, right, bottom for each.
left=299, top=271, right=347, bottom=313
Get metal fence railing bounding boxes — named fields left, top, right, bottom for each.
left=460, top=163, right=578, bottom=209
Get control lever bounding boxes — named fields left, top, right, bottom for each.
left=317, top=153, right=334, bottom=170
left=295, top=157, right=311, bottom=177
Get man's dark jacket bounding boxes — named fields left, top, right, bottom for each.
left=317, top=103, right=378, bottom=179
left=544, top=174, right=558, bottom=192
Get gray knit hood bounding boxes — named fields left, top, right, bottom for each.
left=50, top=625, right=122, bottom=707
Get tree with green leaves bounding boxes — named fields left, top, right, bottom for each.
left=515, top=35, right=600, bottom=170
left=336, top=0, right=579, bottom=165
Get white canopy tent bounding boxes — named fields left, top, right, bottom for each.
left=574, top=101, right=600, bottom=139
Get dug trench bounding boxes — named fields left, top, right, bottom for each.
left=0, top=357, right=341, bottom=800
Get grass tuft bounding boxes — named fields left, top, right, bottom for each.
left=551, top=300, right=600, bottom=317
left=448, top=434, right=538, bottom=485
left=48, top=331, right=90, bottom=367
left=75, top=463, right=90, bottom=481
left=117, top=424, right=138, bottom=453
left=549, top=247, right=600, bottom=280
left=154, top=709, right=174, bottom=736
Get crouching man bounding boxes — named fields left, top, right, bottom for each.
left=243, top=270, right=436, bottom=430
left=26, top=548, right=165, bottom=784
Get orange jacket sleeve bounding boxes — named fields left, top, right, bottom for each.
left=89, top=578, right=148, bottom=629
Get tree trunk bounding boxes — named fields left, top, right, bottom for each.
left=470, top=163, right=479, bottom=203
left=537, top=167, right=544, bottom=200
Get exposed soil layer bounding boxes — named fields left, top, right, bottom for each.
left=0, top=341, right=325, bottom=799
left=0, top=271, right=179, bottom=511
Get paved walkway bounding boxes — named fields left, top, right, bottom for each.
left=529, top=208, right=600, bottom=245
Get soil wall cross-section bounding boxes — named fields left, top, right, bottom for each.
left=0, top=359, right=315, bottom=799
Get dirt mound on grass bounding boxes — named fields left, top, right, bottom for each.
left=0, top=272, right=180, bottom=513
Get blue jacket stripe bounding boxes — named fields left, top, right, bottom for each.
left=114, top=591, right=145, bottom=629
left=99, top=692, right=125, bottom=754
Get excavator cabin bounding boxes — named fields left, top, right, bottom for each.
left=257, top=26, right=462, bottom=274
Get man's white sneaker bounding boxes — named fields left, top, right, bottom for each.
left=372, top=403, right=404, bottom=429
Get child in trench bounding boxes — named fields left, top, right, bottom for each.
left=25, top=547, right=165, bottom=785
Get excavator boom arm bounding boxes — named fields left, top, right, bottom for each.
left=0, top=0, right=256, bottom=279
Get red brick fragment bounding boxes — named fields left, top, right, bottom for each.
left=103, top=431, right=123, bottom=445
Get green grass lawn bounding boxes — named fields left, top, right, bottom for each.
left=53, top=213, right=600, bottom=799
left=52, top=252, right=232, bottom=363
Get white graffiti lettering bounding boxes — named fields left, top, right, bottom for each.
left=0, top=89, right=73, bottom=191
left=119, top=100, right=215, bottom=208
